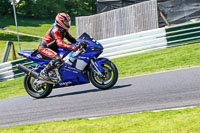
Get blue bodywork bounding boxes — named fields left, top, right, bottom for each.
left=18, top=33, right=108, bottom=88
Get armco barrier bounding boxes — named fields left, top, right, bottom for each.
left=99, top=27, right=167, bottom=59
left=0, top=58, right=33, bottom=82
left=166, top=21, right=200, bottom=47
left=1, top=21, right=200, bottom=82
left=98, top=21, right=200, bottom=59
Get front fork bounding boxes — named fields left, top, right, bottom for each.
left=90, top=58, right=108, bottom=77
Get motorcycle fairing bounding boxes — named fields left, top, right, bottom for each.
left=54, top=64, right=90, bottom=88
left=18, top=50, right=50, bottom=65
left=17, top=32, right=104, bottom=89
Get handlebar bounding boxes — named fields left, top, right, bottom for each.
left=75, top=41, right=87, bottom=51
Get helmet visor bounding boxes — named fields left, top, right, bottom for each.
left=63, top=20, right=71, bottom=28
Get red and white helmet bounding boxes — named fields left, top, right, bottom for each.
left=55, top=13, right=71, bottom=30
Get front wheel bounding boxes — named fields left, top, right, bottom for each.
left=89, top=60, right=118, bottom=90
left=24, top=74, right=53, bottom=98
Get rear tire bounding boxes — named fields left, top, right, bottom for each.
left=89, top=60, right=118, bottom=90
left=24, top=74, right=53, bottom=98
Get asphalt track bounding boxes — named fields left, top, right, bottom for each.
left=1, top=67, right=200, bottom=128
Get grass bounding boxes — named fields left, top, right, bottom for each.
left=113, top=42, right=200, bottom=77
left=0, top=17, right=77, bottom=99
left=5, top=24, right=77, bottom=38
left=0, top=16, right=75, bottom=61
left=0, top=30, right=39, bottom=42
left=0, top=16, right=77, bottom=37
left=0, top=77, right=26, bottom=99
left=1, top=17, right=200, bottom=132
left=1, top=106, right=200, bottom=132
left=0, top=30, right=39, bottom=61
left=1, top=42, right=200, bottom=99
left=0, top=41, right=38, bottom=61
left=0, top=30, right=39, bottom=98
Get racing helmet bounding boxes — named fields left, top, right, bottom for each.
left=55, top=13, right=71, bottom=30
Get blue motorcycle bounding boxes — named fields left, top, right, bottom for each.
left=17, top=33, right=118, bottom=98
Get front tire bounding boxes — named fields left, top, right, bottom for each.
left=24, top=74, right=53, bottom=98
left=89, top=60, right=118, bottom=90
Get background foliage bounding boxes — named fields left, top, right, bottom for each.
left=0, top=0, right=96, bottom=21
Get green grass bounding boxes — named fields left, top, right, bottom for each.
left=0, top=31, right=34, bottom=97
left=112, top=43, right=200, bottom=77
left=0, top=30, right=39, bottom=98
left=0, top=41, right=38, bottom=61
left=0, top=16, right=77, bottom=37
left=0, top=30, right=39, bottom=61
left=0, top=77, right=26, bottom=99
left=0, top=16, right=75, bottom=62
left=1, top=106, right=200, bottom=132
left=1, top=17, right=200, bottom=132
left=0, top=30, right=39, bottom=42
left=5, top=24, right=76, bottom=38
left=1, top=42, right=200, bottom=99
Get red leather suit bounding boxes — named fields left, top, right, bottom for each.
left=38, top=23, right=77, bottom=59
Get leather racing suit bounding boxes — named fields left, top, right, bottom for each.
left=38, top=23, right=77, bottom=82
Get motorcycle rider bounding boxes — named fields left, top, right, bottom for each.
left=38, top=13, right=78, bottom=82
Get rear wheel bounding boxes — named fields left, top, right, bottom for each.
left=24, top=74, right=53, bottom=98
left=89, top=60, right=118, bottom=90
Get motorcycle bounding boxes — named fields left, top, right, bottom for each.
left=17, top=33, right=118, bottom=98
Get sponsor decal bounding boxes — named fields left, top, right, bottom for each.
left=41, top=49, right=54, bottom=57
left=78, top=56, right=89, bottom=60
left=66, top=69, right=79, bottom=73
left=59, top=81, right=72, bottom=86
left=36, top=54, right=42, bottom=58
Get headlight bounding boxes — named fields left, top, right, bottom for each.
left=90, top=45, right=103, bottom=51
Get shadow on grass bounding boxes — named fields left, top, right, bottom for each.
left=45, top=84, right=132, bottom=99
left=0, top=32, right=39, bottom=42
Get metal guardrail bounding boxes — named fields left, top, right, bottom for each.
left=99, top=27, right=167, bottom=59
left=99, top=21, right=200, bottom=59
left=166, top=21, right=200, bottom=47
left=1, top=21, right=200, bottom=82
left=0, top=58, right=33, bottom=82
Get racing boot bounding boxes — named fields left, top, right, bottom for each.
left=40, top=62, right=54, bottom=83
left=39, top=56, right=63, bottom=83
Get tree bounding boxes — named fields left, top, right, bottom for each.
left=0, top=0, right=13, bottom=15
left=32, top=0, right=66, bottom=19
left=0, top=0, right=97, bottom=19
left=15, top=0, right=35, bottom=17
left=64, top=0, right=96, bottom=21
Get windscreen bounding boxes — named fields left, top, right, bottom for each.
left=78, top=32, right=96, bottom=42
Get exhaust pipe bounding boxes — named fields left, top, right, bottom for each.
left=17, top=64, right=39, bottom=79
